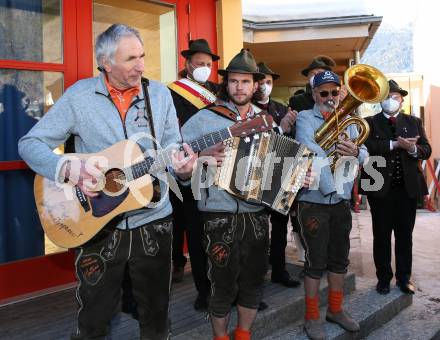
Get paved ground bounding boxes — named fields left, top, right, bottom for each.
left=285, top=207, right=440, bottom=339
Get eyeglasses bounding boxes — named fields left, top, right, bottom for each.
left=319, top=90, right=340, bottom=98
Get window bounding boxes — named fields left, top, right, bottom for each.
left=93, top=0, right=178, bottom=83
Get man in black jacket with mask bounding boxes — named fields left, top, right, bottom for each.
left=253, top=62, right=300, bottom=288
left=361, top=79, right=431, bottom=295
left=167, top=39, right=220, bottom=311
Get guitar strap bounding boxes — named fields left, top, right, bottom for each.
left=141, top=77, right=158, bottom=152
left=141, top=78, right=182, bottom=202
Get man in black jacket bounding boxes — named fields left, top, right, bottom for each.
left=361, top=79, right=432, bottom=295
left=253, top=62, right=300, bottom=287
left=169, top=39, right=220, bottom=125
left=167, top=39, right=220, bottom=310
left=289, top=55, right=336, bottom=112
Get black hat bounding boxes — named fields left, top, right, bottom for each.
left=181, top=39, right=220, bottom=61
left=257, top=62, right=280, bottom=80
left=218, top=49, right=265, bottom=80
left=301, top=55, right=336, bottom=77
left=388, top=79, right=408, bottom=97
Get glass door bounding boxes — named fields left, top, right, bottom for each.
left=93, top=0, right=179, bottom=83
left=0, top=0, right=189, bottom=303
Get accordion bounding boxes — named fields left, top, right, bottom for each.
left=215, top=131, right=315, bottom=215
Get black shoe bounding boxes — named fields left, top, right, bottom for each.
left=376, top=281, right=390, bottom=295
left=194, top=294, right=208, bottom=311
left=272, top=271, right=301, bottom=288
left=121, top=299, right=139, bottom=320
left=258, top=301, right=268, bottom=311
left=172, top=266, right=185, bottom=283
left=396, top=280, right=415, bottom=294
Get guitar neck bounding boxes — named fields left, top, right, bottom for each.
left=130, top=127, right=232, bottom=180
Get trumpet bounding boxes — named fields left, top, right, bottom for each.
left=315, top=64, right=389, bottom=169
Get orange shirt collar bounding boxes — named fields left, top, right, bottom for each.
left=104, top=75, right=140, bottom=121
left=104, top=75, right=140, bottom=98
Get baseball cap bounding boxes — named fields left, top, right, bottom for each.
left=312, top=71, right=341, bottom=88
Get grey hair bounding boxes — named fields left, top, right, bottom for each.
left=95, top=24, right=143, bottom=70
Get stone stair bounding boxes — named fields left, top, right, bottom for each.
left=262, top=279, right=412, bottom=339
left=174, top=267, right=413, bottom=340
left=365, top=290, right=440, bottom=340
left=174, top=263, right=356, bottom=340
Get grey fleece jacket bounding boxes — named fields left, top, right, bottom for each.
left=180, top=100, right=264, bottom=214
left=18, top=73, right=182, bottom=229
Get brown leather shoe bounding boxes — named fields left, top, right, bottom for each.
left=397, top=280, right=416, bottom=294
left=326, top=309, right=360, bottom=332
left=304, top=319, right=326, bottom=340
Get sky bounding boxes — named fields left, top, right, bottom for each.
left=363, top=0, right=418, bottom=27
left=242, top=0, right=419, bottom=27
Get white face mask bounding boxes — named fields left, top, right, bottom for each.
left=381, top=98, right=400, bottom=114
left=192, top=66, right=211, bottom=83
left=259, top=83, right=273, bottom=99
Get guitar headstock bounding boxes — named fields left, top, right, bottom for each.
left=229, top=115, right=274, bottom=138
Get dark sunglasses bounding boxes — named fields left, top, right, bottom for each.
left=319, top=90, right=340, bottom=98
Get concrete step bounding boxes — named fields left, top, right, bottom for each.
left=262, top=279, right=412, bottom=340
left=366, top=291, right=440, bottom=340
left=173, top=264, right=356, bottom=340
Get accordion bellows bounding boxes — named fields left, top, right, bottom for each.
left=215, top=131, right=314, bottom=215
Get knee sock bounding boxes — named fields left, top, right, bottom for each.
left=305, top=295, right=320, bottom=320
left=213, top=335, right=230, bottom=340
left=234, top=327, right=251, bottom=340
left=328, top=290, right=343, bottom=313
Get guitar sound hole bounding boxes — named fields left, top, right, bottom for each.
left=104, top=169, right=126, bottom=193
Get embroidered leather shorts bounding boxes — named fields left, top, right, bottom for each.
left=201, top=210, right=269, bottom=318
left=294, top=201, right=352, bottom=279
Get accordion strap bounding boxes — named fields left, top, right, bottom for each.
left=207, top=105, right=238, bottom=122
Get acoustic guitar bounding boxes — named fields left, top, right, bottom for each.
left=34, top=115, right=274, bottom=248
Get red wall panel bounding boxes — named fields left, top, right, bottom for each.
left=186, top=0, right=218, bottom=82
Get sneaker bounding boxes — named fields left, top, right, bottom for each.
left=172, top=266, right=184, bottom=283
left=326, top=309, right=360, bottom=332
left=304, top=319, right=326, bottom=340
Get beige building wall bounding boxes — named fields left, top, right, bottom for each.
left=413, top=1, right=440, bottom=160
left=216, top=0, right=244, bottom=69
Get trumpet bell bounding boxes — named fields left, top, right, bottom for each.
left=345, top=64, right=390, bottom=104
left=314, top=64, right=389, bottom=170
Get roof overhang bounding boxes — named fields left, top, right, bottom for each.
left=243, top=15, right=382, bottom=87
